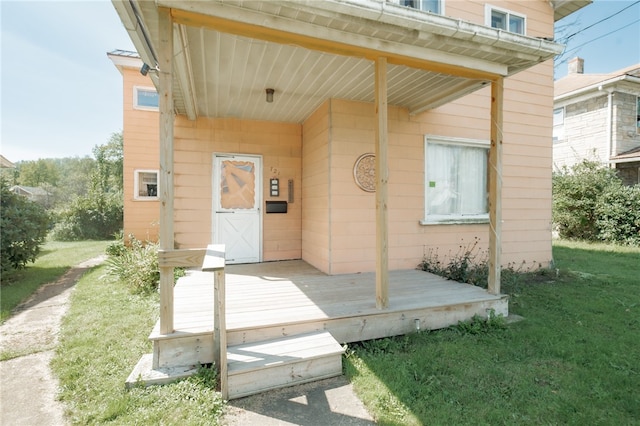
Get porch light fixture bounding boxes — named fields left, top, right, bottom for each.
left=140, top=63, right=158, bottom=76
left=266, top=88, right=275, bottom=103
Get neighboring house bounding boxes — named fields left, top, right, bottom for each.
left=10, top=185, right=51, bottom=205
left=1, top=155, right=15, bottom=169
left=553, top=57, right=640, bottom=185
left=110, top=0, right=591, bottom=395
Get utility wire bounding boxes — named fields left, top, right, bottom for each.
left=557, top=0, right=640, bottom=43
left=556, top=18, right=640, bottom=68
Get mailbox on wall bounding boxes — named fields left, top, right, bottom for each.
left=266, top=200, right=287, bottom=214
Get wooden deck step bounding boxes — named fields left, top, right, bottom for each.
left=227, top=331, right=344, bottom=400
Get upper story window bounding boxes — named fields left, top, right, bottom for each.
left=553, top=107, right=565, bottom=142
left=422, top=136, right=489, bottom=224
left=134, top=86, right=159, bottom=111
left=486, top=5, right=526, bottom=35
left=399, top=0, right=442, bottom=14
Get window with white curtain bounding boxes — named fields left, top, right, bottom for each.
left=423, top=136, right=489, bottom=223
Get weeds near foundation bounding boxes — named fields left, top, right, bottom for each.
left=418, top=238, right=542, bottom=290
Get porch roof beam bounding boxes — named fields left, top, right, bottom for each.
left=161, top=2, right=506, bottom=80
left=174, top=24, right=198, bottom=120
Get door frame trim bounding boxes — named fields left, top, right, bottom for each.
left=211, top=152, right=263, bottom=263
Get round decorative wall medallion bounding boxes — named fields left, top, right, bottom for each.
left=353, top=153, right=376, bottom=192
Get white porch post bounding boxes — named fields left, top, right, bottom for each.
left=158, top=7, right=175, bottom=335
left=375, top=57, right=389, bottom=309
left=488, top=77, right=503, bottom=295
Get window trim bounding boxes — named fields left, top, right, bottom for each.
left=553, top=106, right=565, bottom=142
left=133, top=86, right=159, bottom=111
left=134, top=169, right=159, bottom=201
left=636, top=96, right=640, bottom=134
left=421, top=135, right=490, bottom=226
left=398, top=0, right=444, bottom=15
left=485, top=4, right=526, bottom=35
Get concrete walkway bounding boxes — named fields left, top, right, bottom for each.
left=0, top=255, right=376, bottom=425
left=223, top=376, right=375, bottom=426
left=0, top=256, right=106, bottom=426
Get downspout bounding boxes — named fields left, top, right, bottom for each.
left=600, top=86, right=614, bottom=166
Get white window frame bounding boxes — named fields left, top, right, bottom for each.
left=398, top=0, right=444, bottom=15
left=422, top=135, right=490, bottom=225
left=134, top=169, right=159, bottom=200
left=485, top=4, right=526, bottom=35
left=553, top=107, right=565, bottom=142
left=636, top=96, right=640, bottom=134
left=133, top=86, right=159, bottom=111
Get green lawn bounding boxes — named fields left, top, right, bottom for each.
left=0, top=240, right=110, bottom=322
left=345, top=240, right=640, bottom=425
left=51, top=240, right=639, bottom=425
left=51, top=266, right=224, bottom=425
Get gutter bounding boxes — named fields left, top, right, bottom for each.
left=556, top=74, right=640, bottom=102
left=111, top=1, right=159, bottom=84
left=296, top=0, right=564, bottom=64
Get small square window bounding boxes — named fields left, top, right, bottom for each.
left=487, top=5, right=526, bottom=35
left=134, top=87, right=159, bottom=110
left=134, top=170, right=159, bottom=200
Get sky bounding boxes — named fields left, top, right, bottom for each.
left=1, top=0, right=639, bottom=162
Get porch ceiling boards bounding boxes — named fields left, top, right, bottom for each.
left=115, top=0, right=564, bottom=122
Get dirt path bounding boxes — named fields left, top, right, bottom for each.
left=0, top=256, right=106, bottom=426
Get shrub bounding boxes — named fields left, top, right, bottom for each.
left=51, top=191, right=122, bottom=241
left=106, top=236, right=160, bottom=294
left=0, top=179, right=51, bottom=272
left=105, top=235, right=185, bottom=294
left=553, top=160, right=640, bottom=245
left=595, top=184, right=640, bottom=245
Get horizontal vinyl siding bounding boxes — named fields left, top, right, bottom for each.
left=302, top=101, right=331, bottom=272
left=122, top=68, right=160, bottom=242
left=324, top=59, right=554, bottom=274
left=173, top=116, right=302, bottom=261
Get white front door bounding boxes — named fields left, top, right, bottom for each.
left=213, top=154, right=261, bottom=264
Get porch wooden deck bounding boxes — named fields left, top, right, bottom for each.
left=130, top=259, right=508, bottom=398
left=151, top=260, right=507, bottom=355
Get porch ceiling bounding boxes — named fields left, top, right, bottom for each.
left=115, top=0, right=564, bottom=122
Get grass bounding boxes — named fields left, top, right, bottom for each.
left=345, top=240, right=640, bottom=425
left=0, top=240, right=110, bottom=322
left=51, top=266, right=225, bottom=425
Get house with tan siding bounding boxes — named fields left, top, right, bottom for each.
left=110, top=0, right=591, bottom=397
left=553, top=57, right=640, bottom=185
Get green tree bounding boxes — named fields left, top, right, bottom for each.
left=0, top=179, right=51, bottom=273
left=92, top=132, right=123, bottom=195
left=50, top=132, right=124, bottom=241
left=17, top=158, right=60, bottom=187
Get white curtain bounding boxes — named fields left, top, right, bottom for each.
left=427, top=143, right=487, bottom=216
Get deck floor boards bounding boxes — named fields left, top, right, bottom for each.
left=163, top=260, right=503, bottom=335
